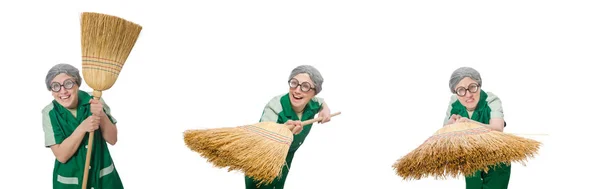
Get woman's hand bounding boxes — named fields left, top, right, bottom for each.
left=90, top=99, right=106, bottom=117
left=285, top=120, right=303, bottom=135
left=446, top=114, right=462, bottom=125
left=457, top=117, right=472, bottom=123
left=317, top=109, right=331, bottom=124
left=77, top=115, right=101, bottom=134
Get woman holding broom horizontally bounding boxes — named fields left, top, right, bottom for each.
left=245, top=65, right=333, bottom=189
left=41, top=63, right=124, bottom=189
left=443, top=67, right=510, bottom=189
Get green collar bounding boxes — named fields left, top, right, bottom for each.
left=280, top=93, right=321, bottom=120
left=53, top=90, right=92, bottom=118
left=450, top=90, right=491, bottom=124
left=77, top=90, right=92, bottom=106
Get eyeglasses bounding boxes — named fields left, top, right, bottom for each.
left=455, top=83, right=479, bottom=97
left=288, top=78, right=315, bottom=92
left=51, top=79, right=76, bottom=92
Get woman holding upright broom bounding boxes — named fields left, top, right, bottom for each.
left=42, top=63, right=124, bottom=189
left=244, top=65, right=333, bottom=189
left=443, top=67, right=510, bottom=189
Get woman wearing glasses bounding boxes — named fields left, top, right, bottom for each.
left=443, top=67, right=510, bottom=189
left=42, top=63, right=124, bottom=189
left=245, top=65, right=333, bottom=189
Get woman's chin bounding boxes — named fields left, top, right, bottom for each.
left=291, top=101, right=307, bottom=110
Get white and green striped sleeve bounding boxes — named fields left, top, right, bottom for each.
left=312, top=97, right=324, bottom=105
left=486, top=92, right=504, bottom=119
left=42, top=103, right=58, bottom=147
left=260, top=94, right=284, bottom=122
left=99, top=97, right=117, bottom=124
left=311, top=96, right=325, bottom=110
left=443, top=95, right=458, bottom=125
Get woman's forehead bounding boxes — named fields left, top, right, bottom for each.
left=455, top=78, right=476, bottom=88
left=293, top=73, right=313, bottom=83
left=52, top=73, right=73, bottom=82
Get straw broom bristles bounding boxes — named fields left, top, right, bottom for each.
left=80, top=12, right=142, bottom=189
left=184, top=112, right=341, bottom=187
left=81, top=12, right=142, bottom=93
left=184, top=122, right=293, bottom=186
left=392, top=122, right=541, bottom=180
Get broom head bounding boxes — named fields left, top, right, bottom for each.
left=392, top=121, right=541, bottom=180
left=184, top=121, right=294, bottom=186
left=80, top=12, right=142, bottom=95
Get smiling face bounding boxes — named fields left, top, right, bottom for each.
left=454, top=77, right=480, bottom=111
left=288, top=73, right=316, bottom=112
left=50, top=73, right=80, bottom=109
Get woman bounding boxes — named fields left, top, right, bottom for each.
left=443, top=67, right=510, bottom=189
left=42, top=63, right=124, bottom=189
left=245, top=65, right=333, bottom=189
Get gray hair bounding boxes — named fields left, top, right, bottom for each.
left=288, top=65, right=324, bottom=94
left=45, top=63, right=82, bottom=91
left=449, top=67, right=482, bottom=93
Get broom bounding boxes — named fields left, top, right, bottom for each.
left=80, top=12, right=142, bottom=189
left=184, top=111, right=341, bottom=186
left=391, top=121, right=541, bottom=181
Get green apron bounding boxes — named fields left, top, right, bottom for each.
left=449, top=90, right=511, bottom=189
left=245, top=93, right=321, bottom=189
left=48, top=90, right=123, bottom=189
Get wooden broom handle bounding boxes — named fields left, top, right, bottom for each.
left=301, top=112, right=341, bottom=126
left=82, top=91, right=102, bottom=189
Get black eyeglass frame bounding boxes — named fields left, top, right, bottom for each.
left=454, top=83, right=480, bottom=97
left=288, top=78, right=315, bottom=92
left=51, top=79, right=76, bottom=92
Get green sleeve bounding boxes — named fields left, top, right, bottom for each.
left=443, top=95, right=458, bottom=125
left=312, top=97, right=325, bottom=110
left=42, top=104, right=63, bottom=147
left=260, top=96, right=283, bottom=122
left=99, top=97, right=117, bottom=124
left=486, top=92, right=504, bottom=119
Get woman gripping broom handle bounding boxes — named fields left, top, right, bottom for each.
left=283, top=112, right=341, bottom=135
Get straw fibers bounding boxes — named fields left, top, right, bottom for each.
left=184, top=122, right=293, bottom=186
left=81, top=12, right=142, bottom=92
left=392, top=122, right=541, bottom=180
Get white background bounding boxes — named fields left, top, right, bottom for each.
left=1, top=0, right=599, bottom=188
